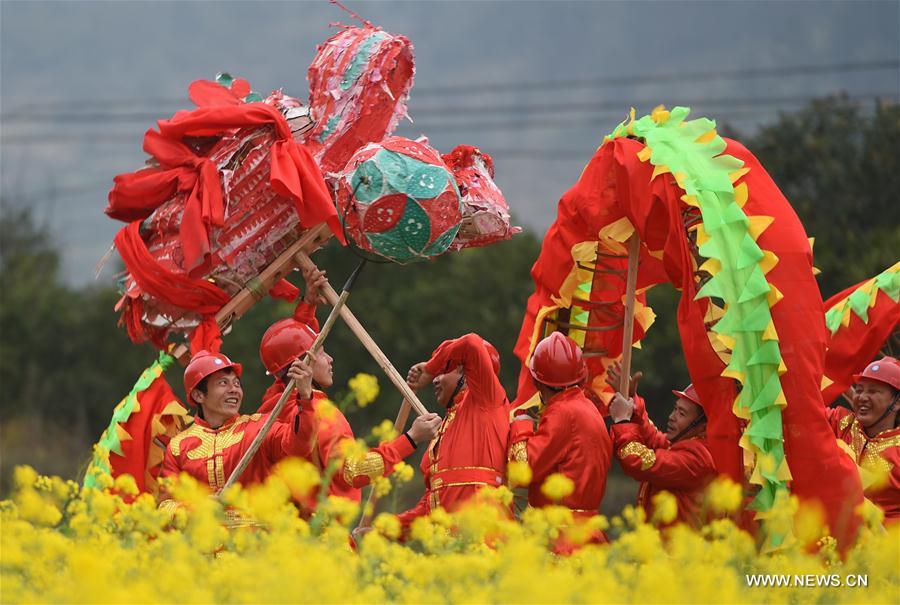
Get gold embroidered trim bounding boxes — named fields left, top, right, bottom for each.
left=169, top=424, right=204, bottom=457
left=618, top=441, right=657, bottom=471
left=157, top=499, right=181, bottom=514
left=169, top=416, right=252, bottom=491
left=845, top=418, right=899, bottom=485
left=433, top=465, right=502, bottom=475
left=427, top=410, right=457, bottom=463
left=206, top=459, right=216, bottom=491
left=432, top=481, right=494, bottom=490
left=343, top=452, right=385, bottom=485
left=215, top=455, right=226, bottom=491
left=839, top=413, right=853, bottom=432
left=429, top=489, right=440, bottom=511
left=508, top=441, right=528, bottom=464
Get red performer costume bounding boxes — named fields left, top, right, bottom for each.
left=158, top=351, right=316, bottom=510
left=825, top=358, right=900, bottom=524
left=258, top=296, right=432, bottom=506
left=398, top=334, right=510, bottom=528
left=508, top=333, right=611, bottom=517
left=610, top=384, right=717, bottom=528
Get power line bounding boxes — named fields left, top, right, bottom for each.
left=410, top=92, right=895, bottom=119
left=412, top=59, right=900, bottom=95
left=3, top=91, right=895, bottom=125
left=3, top=58, right=897, bottom=117
left=2, top=94, right=893, bottom=145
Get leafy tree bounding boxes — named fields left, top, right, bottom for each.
left=746, top=96, right=899, bottom=298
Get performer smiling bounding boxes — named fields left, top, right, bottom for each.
left=157, top=350, right=317, bottom=510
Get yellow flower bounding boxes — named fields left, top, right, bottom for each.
left=391, top=461, right=414, bottom=483
left=373, top=476, right=392, bottom=498
left=271, top=457, right=321, bottom=500
left=706, top=477, right=742, bottom=514
left=339, top=438, right=368, bottom=461
left=348, top=373, right=379, bottom=407
left=13, top=466, right=39, bottom=490
left=4, top=465, right=900, bottom=604
left=373, top=513, right=401, bottom=539
left=371, top=419, right=398, bottom=443
left=540, top=473, right=574, bottom=502
left=507, top=460, right=532, bottom=488
left=113, top=474, right=139, bottom=497
left=650, top=491, right=677, bottom=525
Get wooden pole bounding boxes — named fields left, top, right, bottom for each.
left=220, top=261, right=362, bottom=493
left=618, top=234, right=641, bottom=394
left=356, top=399, right=412, bottom=529
left=293, top=250, right=430, bottom=417
left=170, top=224, right=332, bottom=363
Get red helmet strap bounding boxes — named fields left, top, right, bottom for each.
left=448, top=374, right=466, bottom=407
left=670, top=406, right=707, bottom=443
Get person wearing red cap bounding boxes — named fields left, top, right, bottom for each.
left=397, top=333, right=510, bottom=528
left=507, top=332, right=611, bottom=533
left=258, top=268, right=441, bottom=507
left=825, top=356, right=900, bottom=523
left=157, top=350, right=317, bottom=510
left=605, top=361, right=717, bottom=528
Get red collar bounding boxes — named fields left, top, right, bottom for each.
left=193, top=414, right=240, bottom=431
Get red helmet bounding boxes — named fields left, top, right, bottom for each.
left=672, top=384, right=704, bottom=412
left=483, top=339, right=501, bottom=376
left=852, top=357, right=900, bottom=391
left=529, top=332, right=588, bottom=388
left=183, top=351, right=243, bottom=405
left=259, top=318, right=317, bottom=375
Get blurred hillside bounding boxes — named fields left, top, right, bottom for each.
left=1, top=97, right=897, bottom=513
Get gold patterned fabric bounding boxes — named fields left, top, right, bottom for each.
left=167, top=415, right=258, bottom=492
left=343, top=452, right=386, bottom=485
left=157, top=499, right=181, bottom=514
left=847, top=417, right=900, bottom=468
left=618, top=441, right=657, bottom=471
left=508, top=441, right=528, bottom=464
left=839, top=413, right=854, bottom=432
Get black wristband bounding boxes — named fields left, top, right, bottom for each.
left=403, top=431, right=417, bottom=448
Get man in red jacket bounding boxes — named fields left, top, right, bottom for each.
left=398, top=333, right=510, bottom=528
left=258, top=268, right=440, bottom=508
left=158, top=350, right=317, bottom=511
left=824, top=357, right=900, bottom=524
left=607, top=376, right=717, bottom=528
left=508, top=333, right=611, bottom=524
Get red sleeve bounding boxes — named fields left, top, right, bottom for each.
left=424, top=333, right=507, bottom=411
left=314, top=403, right=354, bottom=470
left=515, top=404, right=572, bottom=486
left=293, top=300, right=320, bottom=332
left=631, top=395, right=670, bottom=449
left=334, top=434, right=417, bottom=490
left=257, top=381, right=297, bottom=422
left=612, top=423, right=715, bottom=490
left=263, top=397, right=317, bottom=462
left=823, top=406, right=852, bottom=436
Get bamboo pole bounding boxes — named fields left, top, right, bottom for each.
left=221, top=261, right=364, bottom=493
left=618, top=234, right=641, bottom=394
left=293, top=250, right=430, bottom=417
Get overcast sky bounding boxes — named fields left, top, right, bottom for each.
left=2, top=0, right=898, bottom=285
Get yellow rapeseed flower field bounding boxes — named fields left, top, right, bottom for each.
left=2, top=462, right=898, bottom=604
